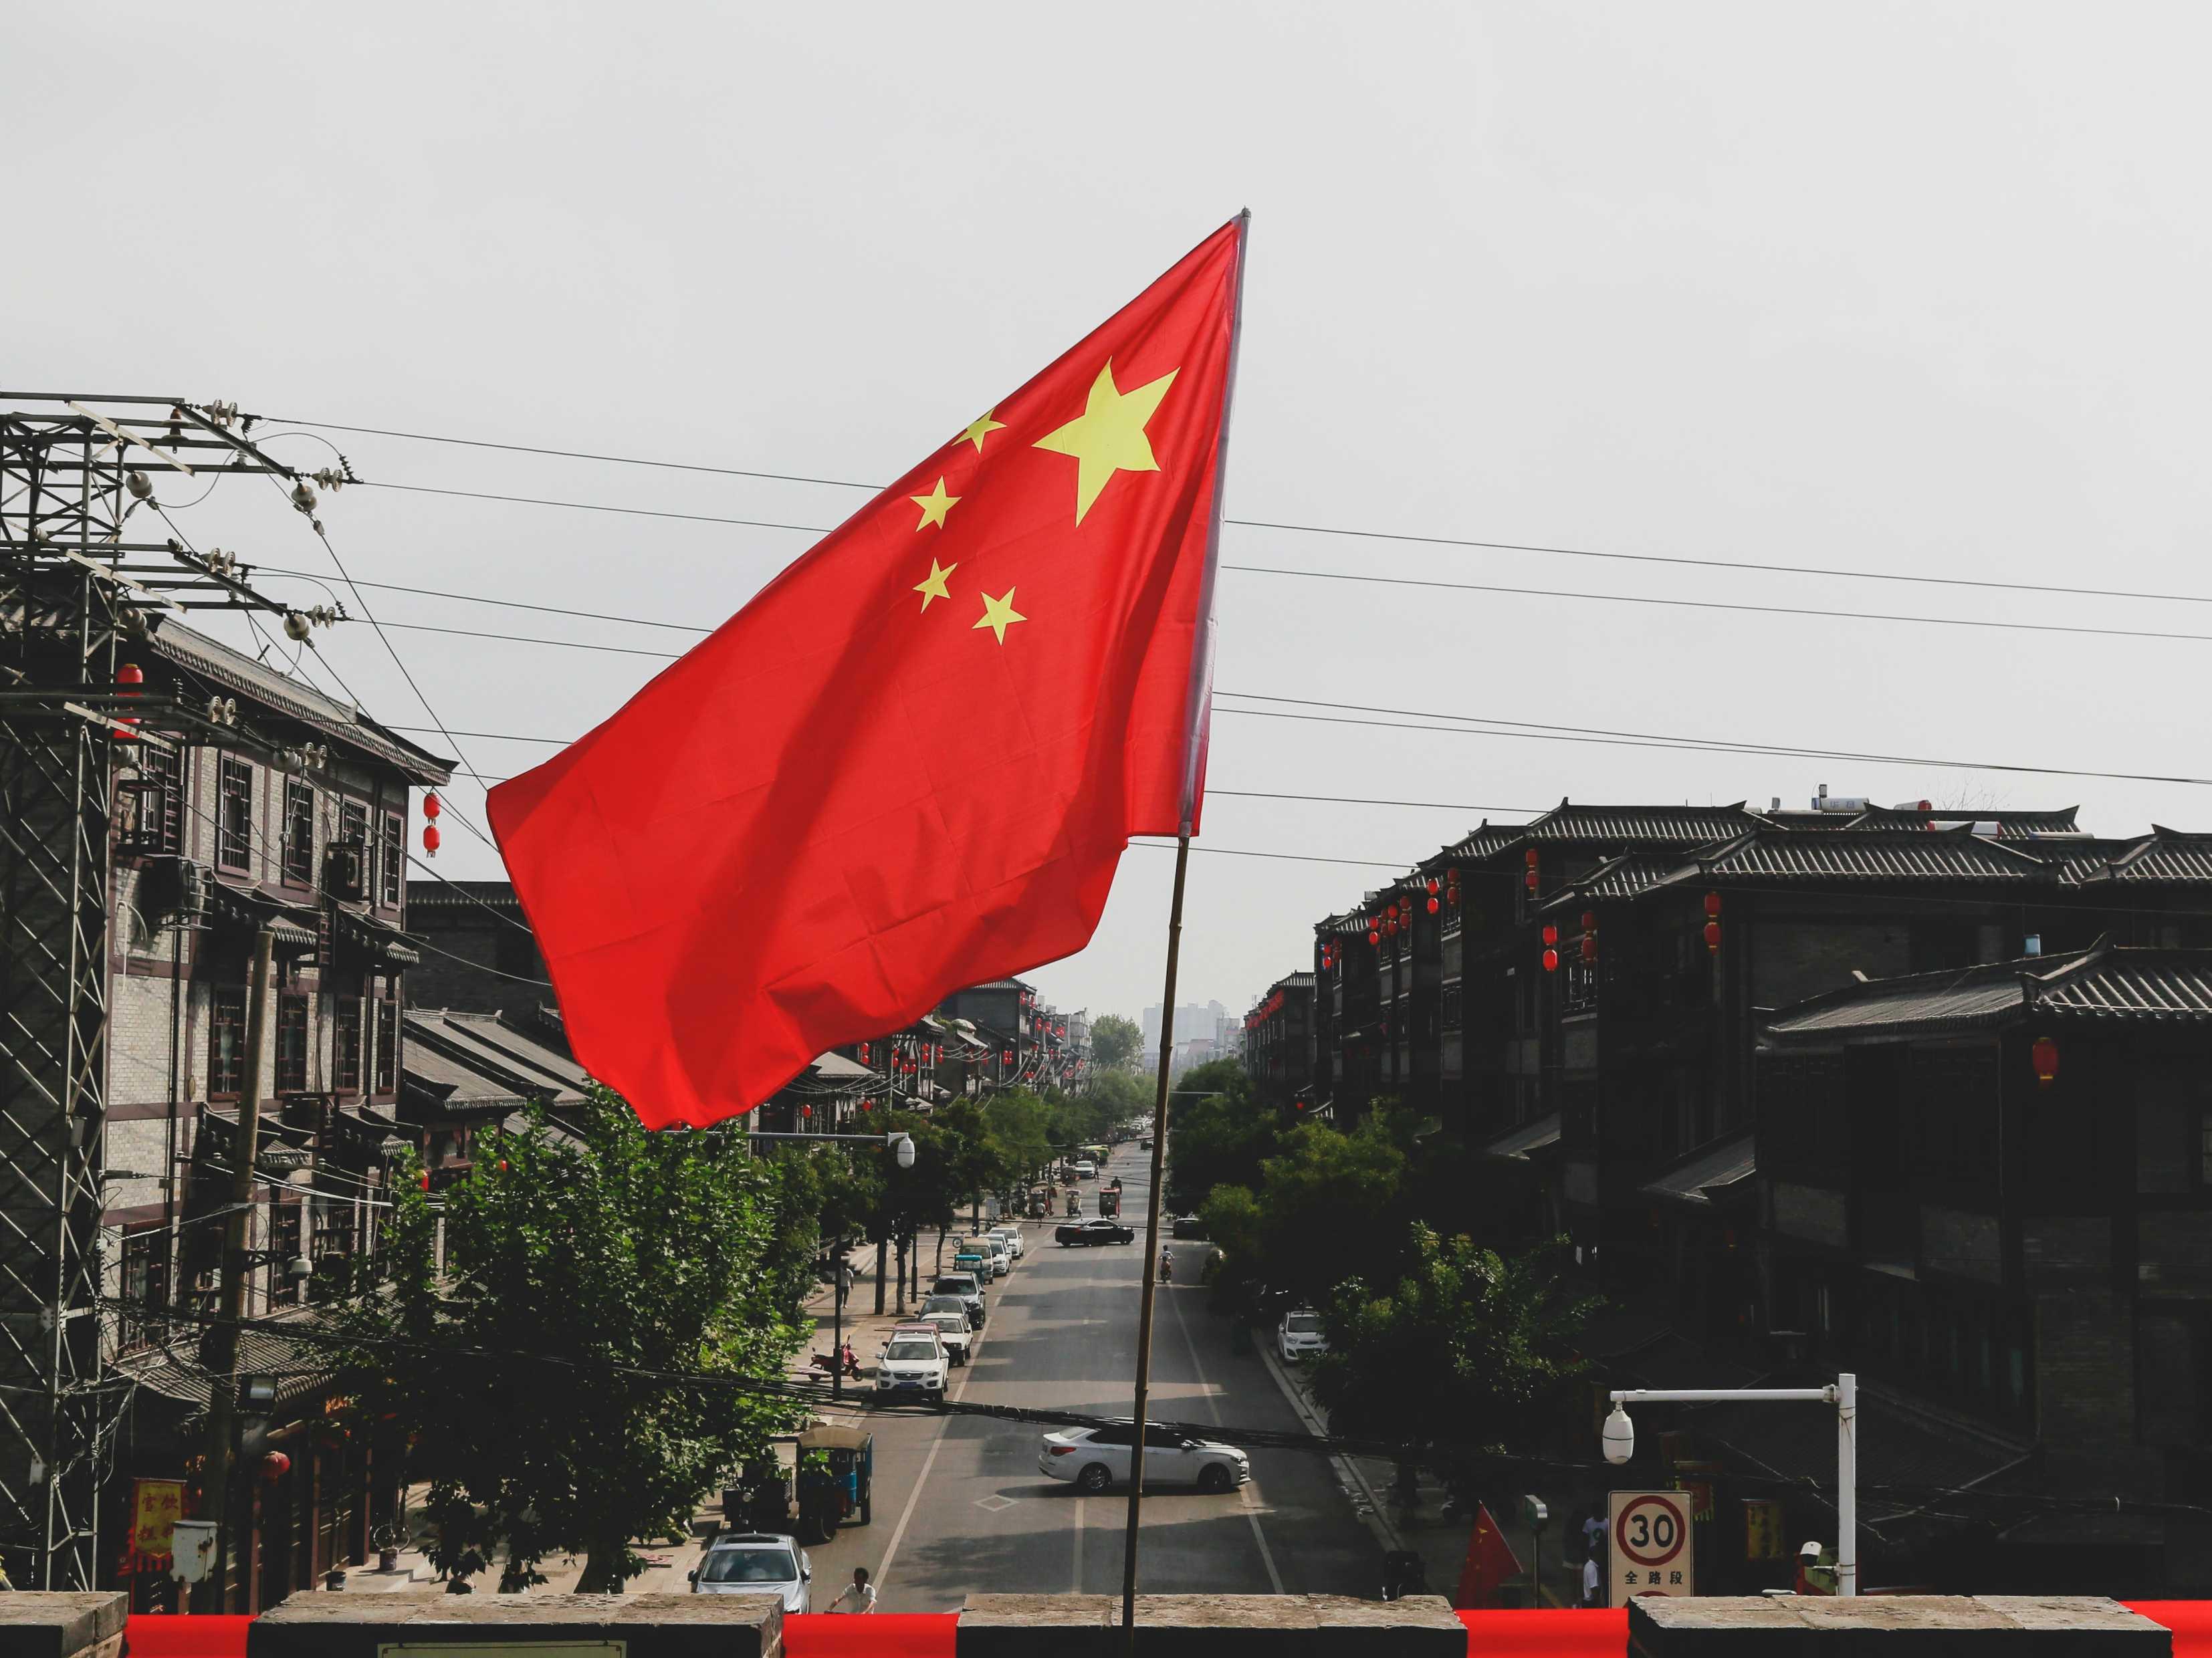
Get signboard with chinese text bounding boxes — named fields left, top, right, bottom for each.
left=130, top=1477, right=183, bottom=1563
left=1743, top=1496, right=1786, bottom=1560
left=1608, top=1488, right=1694, bottom=1606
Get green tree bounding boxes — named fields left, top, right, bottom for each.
left=330, top=1089, right=806, bottom=1593
left=1309, top=1226, right=1597, bottom=1506
left=1165, top=1062, right=1273, bottom=1213
left=1200, top=1111, right=1411, bottom=1319
left=983, top=1088, right=1055, bottom=1185
left=1090, top=1014, right=1143, bottom=1070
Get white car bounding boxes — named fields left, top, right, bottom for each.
left=911, top=1308, right=972, bottom=1367
left=690, top=1532, right=811, bottom=1611
left=992, top=1223, right=1026, bottom=1261
left=1278, top=1309, right=1327, bottom=1363
left=1074, top=1160, right=1098, bottom=1180
left=1038, top=1421, right=1250, bottom=1494
left=876, top=1328, right=949, bottom=1397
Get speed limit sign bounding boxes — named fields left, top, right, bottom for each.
left=1607, top=1490, right=1695, bottom=1605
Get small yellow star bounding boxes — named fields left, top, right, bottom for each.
left=913, top=558, right=956, bottom=612
left=910, top=477, right=960, bottom=531
left=961, top=409, right=1006, bottom=454
left=1034, top=358, right=1178, bottom=524
left=973, top=588, right=1026, bottom=644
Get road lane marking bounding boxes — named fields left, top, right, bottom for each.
left=1163, top=1279, right=1287, bottom=1594
left=1073, top=1495, right=1085, bottom=1592
left=873, top=1324, right=982, bottom=1588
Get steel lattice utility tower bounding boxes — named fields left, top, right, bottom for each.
left=0, top=394, right=310, bottom=1588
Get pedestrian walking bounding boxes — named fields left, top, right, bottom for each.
left=836, top=1260, right=855, bottom=1308
left=828, top=1565, right=877, bottom=1613
left=1581, top=1552, right=1601, bottom=1608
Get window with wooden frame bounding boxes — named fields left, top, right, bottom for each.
left=270, top=1205, right=306, bottom=1306
left=118, top=1223, right=171, bottom=1352
left=333, top=994, right=362, bottom=1094
left=378, top=810, right=403, bottom=907
left=119, top=744, right=185, bottom=856
left=209, top=983, right=247, bottom=1097
left=282, top=779, right=316, bottom=886
left=275, top=993, right=310, bottom=1093
left=372, top=985, right=399, bottom=1094
left=217, top=755, right=254, bottom=872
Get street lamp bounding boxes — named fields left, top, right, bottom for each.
left=1601, top=1373, right=1858, bottom=1596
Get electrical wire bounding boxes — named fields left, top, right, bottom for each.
left=257, top=412, right=2212, bottom=611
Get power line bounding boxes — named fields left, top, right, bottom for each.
left=259, top=412, right=2212, bottom=610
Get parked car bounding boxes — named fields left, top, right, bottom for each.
left=1055, top=1218, right=1135, bottom=1247
left=1074, top=1159, right=1098, bottom=1181
left=1037, top=1422, right=1250, bottom=1494
left=969, top=1234, right=1012, bottom=1276
left=911, top=1307, right=973, bottom=1366
left=921, top=1291, right=982, bottom=1332
left=929, top=1274, right=986, bottom=1326
left=991, top=1223, right=1026, bottom=1261
left=875, top=1327, right=950, bottom=1397
left=1277, top=1309, right=1327, bottom=1363
left=953, top=1248, right=995, bottom=1283
left=1138, top=1138, right=1153, bottom=1150
left=689, top=1532, right=812, bottom=1611
left=1171, top=1215, right=1210, bottom=1240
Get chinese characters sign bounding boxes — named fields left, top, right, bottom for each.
left=1608, top=1489, right=1694, bottom=1607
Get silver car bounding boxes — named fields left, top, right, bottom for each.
left=689, top=1531, right=811, bottom=1612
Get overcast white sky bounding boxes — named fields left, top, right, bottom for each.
left=15, top=3, right=2212, bottom=1031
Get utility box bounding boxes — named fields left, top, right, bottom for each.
left=0, top=1592, right=128, bottom=1658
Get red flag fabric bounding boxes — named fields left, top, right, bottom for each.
left=487, top=218, right=1247, bottom=1127
left=1454, top=1503, right=1526, bottom=1609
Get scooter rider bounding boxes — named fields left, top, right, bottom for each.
left=1159, top=1248, right=1173, bottom=1283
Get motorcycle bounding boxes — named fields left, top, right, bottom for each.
left=810, top=1346, right=864, bottom=1381
left=1159, top=1251, right=1174, bottom=1284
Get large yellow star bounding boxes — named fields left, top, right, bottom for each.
left=973, top=588, right=1026, bottom=644
left=961, top=409, right=1006, bottom=454
left=913, top=558, right=956, bottom=612
left=1033, top=359, right=1178, bottom=524
left=910, top=477, right=960, bottom=531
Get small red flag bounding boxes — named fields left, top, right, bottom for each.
left=489, top=218, right=1247, bottom=1126
left=1454, top=1503, right=1525, bottom=1610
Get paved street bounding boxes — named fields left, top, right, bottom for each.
left=798, top=1141, right=1378, bottom=1613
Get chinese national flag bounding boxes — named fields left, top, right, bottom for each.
left=487, top=217, right=1247, bottom=1127
left=1454, top=1503, right=1525, bottom=1609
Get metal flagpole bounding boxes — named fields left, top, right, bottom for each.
left=1122, top=207, right=1250, bottom=1649
left=1119, top=827, right=1190, bottom=1635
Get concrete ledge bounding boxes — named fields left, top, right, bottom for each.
left=0, top=1592, right=128, bottom=1658
left=246, top=1590, right=781, bottom=1658
left=1628, top=1595, right=2171, bottom=1658
left=958, top=1592, right=1463, bottom=1657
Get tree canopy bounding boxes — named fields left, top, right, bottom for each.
left=330, top=1089, right=805, bottom=1593
left=1089, top=1013, right=1143, bottom=1070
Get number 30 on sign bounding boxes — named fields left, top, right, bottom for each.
left=1607, top=1489, right=1695, bottom=1607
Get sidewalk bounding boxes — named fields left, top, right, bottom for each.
left=1254, top=1318, right=1600, bottom=1608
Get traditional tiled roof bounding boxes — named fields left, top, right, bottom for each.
left=1764, top=945, right=2212, bottom=1042
left=1481, top=1112, right=1561, bottom=1163
left=2065, top=829, right=2212, bottom=885
left=1523, top=801, right=1765, bottom=844
left=1843, top=804, right=2081, bottom=837
left=149, top=617, right=454, bottom=785
left=1537, top=852, right=1682, bottom=909
left=1438, top=820, right=1531, bottom=862
left=1668, top=826, right=2048, bottom=884
left=1640, top=1133, right=1757, bottom=1208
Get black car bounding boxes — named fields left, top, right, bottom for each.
left=1170, top=1215, right=1210, bottom=1240
left=1055, top=1218, right=1135, bottom=1247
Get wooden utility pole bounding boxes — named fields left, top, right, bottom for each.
left=193, top=925, right=273, bottom=1613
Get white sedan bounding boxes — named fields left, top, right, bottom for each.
left=1038, top=1421, right=1249, bottom=1494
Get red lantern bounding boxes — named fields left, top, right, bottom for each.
left=2031, top=1036, right=2060, bottom=1086
left=1368, top=929, right=1380, bottom=945
left=1581, top=911, right=1596, bottom=930
left=1703, top=921, right=1722, bottom=954
left=1542, top=947, right=1559, bottom=973
left=1426, top=877, right=1440, bottom=895
left=1704, top=891, right=1723, bottom=919
left=419, top=1170, right=430, bottom=1191
left=1426, top=897, right=1439, bottom=914
left=260, top=1451, right=291, bottom=1483
left=1581, top=935, right=1597, bottom=962
left=802, top=1104, right=813, bottom=1118
left=860, top=1042, right=871, bottom=1064
left=1448, top=888, right=1460, bottom=907
left=422, top=823, right=441, bottom=856
left=1541, top=925, right=1559, bottom=946
left=1524, top=849, right=1539, bottom=868
left=1293, top=1099, right=1306, bottom=1112
left=1003, top=1049, right=1014, bottom=1063
left=1524, top=869, right=1538, bottom=893
left=859, top=1098, right=872, bottom=1112
left=114, top=662, right=142, bottom=743
left=423, top=792, right=441, bottom=820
